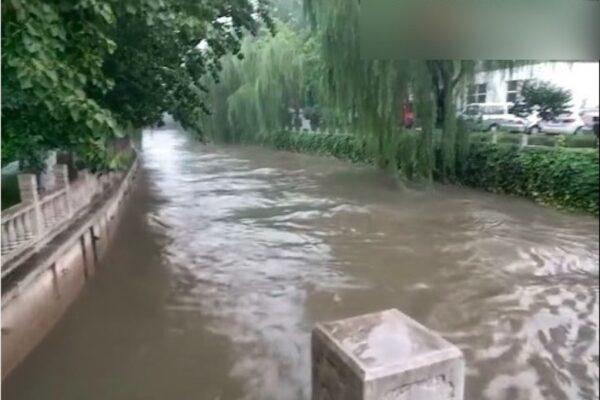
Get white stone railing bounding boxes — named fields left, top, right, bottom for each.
left=38, top=188, right=70, bottom=232
left=69, top=170, right=101, bottom=215
left=1, top=164, right=128, bottom=276
left=1, top=203, right=38, bottom=264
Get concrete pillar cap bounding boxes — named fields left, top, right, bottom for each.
left=314, top=309, right=463, bottom=381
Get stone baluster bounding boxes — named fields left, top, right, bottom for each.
left=85, top=169, right=95, bottom=204
left=23, top=209, right=33, bottom=238
left=18, top=174, right=43, bottom=238
left=6, top=220, right=18, bottom=250
left=312, top=309, right=464, bottom=400
left=83, top=176, right=89, bottom=205
left=54, top=197, right=62, bottom=222
left=53, top=197, right=62, bottom=222
left=14, top=215, right=26, bottom=242
left=74, top=170, right=85, bottom=210
left=47, top=200, right=55, bottom=228
left=41, top=203, right=49, bottom=229
left=54, top=164, right=72, bottom=217
left=39, top=151, right=57, bottom=192
left=1, top=224, right=10, bottom=253
left=520, top=133, right=529, bottom=148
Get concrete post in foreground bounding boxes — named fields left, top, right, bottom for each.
left=40, top=151, right=57, bottom=191
left=17, top=174, right=43, bottom=237
left=312, top=309, right=464, bottom=400
left=54, top=164, right=72, bottom=216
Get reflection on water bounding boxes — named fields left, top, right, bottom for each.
left=4, top=123, right=599, bottom=400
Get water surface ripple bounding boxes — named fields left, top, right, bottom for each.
left=4, top=124, right=598, bottom=400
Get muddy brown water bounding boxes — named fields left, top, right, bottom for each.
left=3, top=123, right=598, bottom=400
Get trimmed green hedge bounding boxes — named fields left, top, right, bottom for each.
left=272, top=131, right=372, bottom=164
left=528, top=135, right=557, bottom=147
left=462, top=143, right=598, bottom=214
left=564, top=134, right=598, bottom=148
left=467, top=132, right=598, bottom=149
left=270, top=131, right=599, bottom=215
left=497, top=134, right=521, bottom=145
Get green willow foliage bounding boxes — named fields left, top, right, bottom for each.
left=200, top=23, right=320, bottom=143
left=305, top=0, right=410, bottom=173
left=303, top=0, right=461, bottom=180
left=303, top=0, right=539, bottom=183
left=2, top=0, right=273, bottom=170
left=203, top=5, right=446, bottom=182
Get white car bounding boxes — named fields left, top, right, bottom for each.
left=579, top=108, right=598, bottom=131
left=534, top=113, right=586, bottom=135
left=498, top=115, right=528, bottom=133
left=499, top=113, right=541, bottom=134
left=461, top=103, right=514, bottom=132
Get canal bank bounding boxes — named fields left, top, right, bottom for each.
left=3, top=124, right=598, bottom=399
left=1, top=158, right=139, bottom=380
left=268, top=130, right=599, bottom=216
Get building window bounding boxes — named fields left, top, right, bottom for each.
left=506, top=79, right=529, bottom=103
left=468, top=83, right=487, bottom=103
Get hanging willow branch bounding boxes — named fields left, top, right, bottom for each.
left=200, top=23, right=311, bottom=143
left=201, top=0, right=537, bottom=182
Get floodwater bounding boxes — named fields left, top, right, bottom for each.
left=3, top=122, right=599, bottom=400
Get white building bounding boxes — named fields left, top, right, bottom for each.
left=465, top=61, right=599, bottom=111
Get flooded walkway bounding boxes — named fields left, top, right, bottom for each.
left=3, top=123, right=598, bottom=400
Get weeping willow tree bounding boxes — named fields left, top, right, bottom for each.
left=203, top=11, right=429, bottom=179
left=199, top=0, right=534, bottom=182
left=304, top=0, right=534, bottom=182
left=302, top=0, right=442, bottom=179
left=426, top=61, right=476, bottom=181
left=200, top=23, right=313, bottom=143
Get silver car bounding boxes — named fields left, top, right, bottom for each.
left=462, top=103, right=514, bottom=132
left=535, top=113, right=586, bottom=135
left=499, top=112, right=541, bottom=134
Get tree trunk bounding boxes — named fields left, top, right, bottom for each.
left=455, top=117, right=469, bottom=179
left=441, top=84, right=457, bottom=182
left=415, top=78, right=435, bottom=182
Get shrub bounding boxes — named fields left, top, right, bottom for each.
left=528, top=135, right=557, bottom=147
left=468, top=132, right=493, bottom=144
left=271, top=131, right=372, bottom=164
left=496, top=133, right=522, bottom=145
left=461, top=143, right=599, bottom=214
left=564, top=134, right=597, bottom=148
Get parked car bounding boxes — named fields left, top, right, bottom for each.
left=579, top=107, right=599, bottom=132
left=532, top=112, right=586, bottom=135
left=499, top=112, right=541, bottom=134
left=461, top=103, right=514, bottom=132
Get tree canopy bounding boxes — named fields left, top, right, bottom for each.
left=1, top=0, right=273, bottom=170
left=2, top=0, right=539, bottom=183
left=510, top=80, right=573, bottom=120
left=199, top=0, right=487, bottom=182
left=199, top=21, right=329, bottom=144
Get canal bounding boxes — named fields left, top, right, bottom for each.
left=3, top=122, right=599, bottom=400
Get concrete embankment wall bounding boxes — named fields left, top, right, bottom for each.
left=1, top=159, right=139, bottom=380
